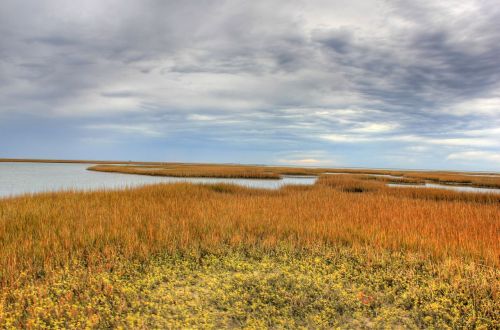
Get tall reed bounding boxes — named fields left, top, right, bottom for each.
left=0, top=176, right=498, bottom=288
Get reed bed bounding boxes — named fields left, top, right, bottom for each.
left=87, top=164, right=282, bottom=179
left=322, top=169, right=500, bottom=188
left=317, top=174, right=500, bottom=203
left=1, top=172, right=499, bottom=327
left=403, top=171, right=500, bottom=188
left=322, top=168, right=408, bottom=176
left=0, top=176, right=498, bottom=288
left=87, top=163, right=500, bottom=189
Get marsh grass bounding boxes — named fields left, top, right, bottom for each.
left=87, top=162, right=500, bottom=189
left=0, top=171, right=498, bottom=328
left=87, top=164, right=283, bottom=179
left=403, top=171, right=500, bottom=189
left=0, top=176, right=498, bottom=288
left=318, top=174, right=500, bottom=203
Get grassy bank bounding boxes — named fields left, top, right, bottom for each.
left=0, top=173, right=499, bottom=327
left=87, top=164, right=283, bottom=179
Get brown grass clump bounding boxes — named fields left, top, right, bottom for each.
left=0, top=176, right=498, bottom=288
left=321, top=168, right=500, bottom=188
left=316, top=174, right=381, bottom=192
left=319, top=174, right=500, bottom=203
left=87, top=164, right=284, bottom=179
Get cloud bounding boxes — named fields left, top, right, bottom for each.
left=278, top=158, right=327, bottom=165
left=0, top=0, right=499, bottom=170
left=85, top=123, right=164, bottom=137
left=320, top=133, right=498, bottom=148
left=450, top=97, right=500, bottom=116
left=447, top=151, right=500, bottom=163
left=351, top=123, right=398, bottom=133
left=405, top=146, right=429, bottom=152
left=321, top=134, right=369, bottom=143
left=187, top=114, right=216, bottom=121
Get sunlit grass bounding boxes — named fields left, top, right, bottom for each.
left=0, top=170, right=498, bottom=327
left=1, top=248, right=497, bottom=328
left=403, top=171, right=500, bottom=189
left=1, top=176, right=498, bottom=286
left=87, top=164, right=283, bottom=179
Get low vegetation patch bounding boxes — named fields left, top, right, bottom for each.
left=1, top=248, right=498, bottom=329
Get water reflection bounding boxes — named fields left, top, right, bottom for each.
left=387, top=183, right=500, bottom=194
left=0, top=163, right=317, bottom=198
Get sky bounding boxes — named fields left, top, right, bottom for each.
left=1, top=0, right=499, bottom=171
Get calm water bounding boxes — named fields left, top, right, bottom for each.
left=0, top=163, right=317, bottom=198
left=387, top=183, right=500, bottom=194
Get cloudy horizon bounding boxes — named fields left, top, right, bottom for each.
left=1, top=0, right=499, bottom=171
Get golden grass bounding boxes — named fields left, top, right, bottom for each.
left=0, top=175, right=498, bottom=289
left=86, top=162, right=500, bottom=189
left=317, top=174, right=500, bottom=203
left=322, top=169, right=500, bottom=188
left=403, top=171, right=500, bottom=188
left=87, top=164, right=283, bottom=179
left=1, top=170, right=499, bottom=327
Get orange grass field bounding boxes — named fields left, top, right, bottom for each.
left=0, top=174, right=498, bottom=287
left=0, top=171, right=499, bottom=327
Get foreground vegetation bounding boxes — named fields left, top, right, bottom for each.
left=2, top=248, right=497, bottom=328
left=0, top=171, right=499, bottom=328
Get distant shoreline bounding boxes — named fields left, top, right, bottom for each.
left=0, top=158, right=178, bottom=165
left=1, top=158, right=499, bottom=175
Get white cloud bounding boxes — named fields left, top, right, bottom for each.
left=427, top=137, right=498, bottom=147
left=351, top=122, right=398, bottom=133
left=187, top=114, right=216, bottom=121
left=405, top=145, right=429, bottom=152
left=393, top=135, right=499, bottom=147
left=321, top=134, right=368, bottom=143
left=447, top=151, right=500, bottom=162
left=1, top=0, right=500, bottom=170
left=448, top=96, right=500, bottom=116
left=85, top=123, right=164, bottom=137
left=277, top=158, right=338, bottom=166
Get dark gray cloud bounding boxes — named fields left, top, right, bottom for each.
left=0, top=0, right=499, bottom=169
